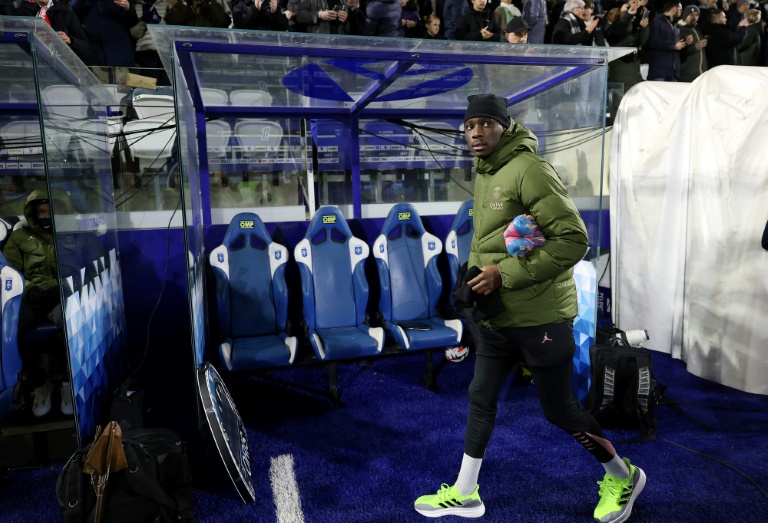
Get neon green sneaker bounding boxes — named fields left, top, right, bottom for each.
left=414, top=483, right=485, bottom=518
left=594, top=458, right=646, bottom=523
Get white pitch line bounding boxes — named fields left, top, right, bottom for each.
left=270, top=454, right=305, bottom=523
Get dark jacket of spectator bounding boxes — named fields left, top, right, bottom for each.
left=419, top=0, right=445, bottom=23
left=493, top=1, right=521, bottom=32
left=727, top=0, right=746, bottom=32
left=164, top=0, right=232, bottom=27
left=401, top=0, right=425, bottom=37
left=678, top=19, right=708, bottom=82
left=552, top=10, right=605, bottom=45
left=546, top=0, right=566, bottom=42
left=296, top=0, right=331, bottom=32
left=605, top=9, right=643, bottom=91
left=0, top=0, right=13, bottom=15
left=521, top=0, right=546, bottom=43
left=345, top=0, right=367, bottom=34
left=285, top=0, right=306, bottom=30
left=456, top=5, right=502, bottom=41
left=12, top=0, right=90, bottom=62
left=365, top=0, right=402, bottom=36
left=642, top=12, right=682, bottom=80
left=442, top=0, right=467, bottom=38
left=297, top=0, right=351, bottom=33
left=736, top=21, right=761, bottom=65
left=705, top=21, right=746, bottom=66
left=232, top=0, right=289, bottom=30
left=70, top=0, right=138, bottom=66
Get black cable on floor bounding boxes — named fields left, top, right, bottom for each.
left=661, top=437, right=768, bottom=500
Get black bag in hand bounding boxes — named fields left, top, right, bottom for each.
left=452, top=265, right=505, bottom=322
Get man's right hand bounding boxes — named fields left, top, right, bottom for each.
left=319, top=9, right=337, bottom=21
left=468, top=265, right=502, bottom=296
left=674, top=38, right=687, bottom=50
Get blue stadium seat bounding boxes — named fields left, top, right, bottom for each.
left=373, top=203, right=462, bottom=350
left=444, top=199, right=474, bottom=298
left=0, top=252, right=24, bottom=421
left=209, top=212, right=297, bottom=371
left=294, top=206, right=384, bottom=361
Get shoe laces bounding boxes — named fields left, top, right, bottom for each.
left=436, top=483, right=458, bottom=502
left=32, top=385, right=50, bottom=407
left=597, top=474, right=628, bottom=500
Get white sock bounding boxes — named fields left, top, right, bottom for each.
left=602, top=455, right=630, bottom=479
left=455, top=453, right=483, bottom=496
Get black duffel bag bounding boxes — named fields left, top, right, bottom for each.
left=56, top=422, right=195, bottom=522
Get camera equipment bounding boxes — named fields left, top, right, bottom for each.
left=623, top=329, right=650, bottom=347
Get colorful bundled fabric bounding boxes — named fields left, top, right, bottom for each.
left=503, top=214, right=546, bottom=257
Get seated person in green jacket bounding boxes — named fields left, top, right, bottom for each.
left=3, top=187, right=103, bottom=418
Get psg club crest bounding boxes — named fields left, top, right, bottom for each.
left=355, top=246, right=362, bottom=255
left=217, top=253, right=224, bottom=263
left=428, top=242, right=435, bottom=251
left=275, top=251, right=282, bottom=260
left=301, top=248, right=307, bottom=258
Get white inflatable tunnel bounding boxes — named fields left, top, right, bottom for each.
left=610, top=66, right=768, bottom=395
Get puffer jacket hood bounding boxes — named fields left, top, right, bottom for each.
left=23, top=187, right=74, bottom=233
left=474, top=122, right=538, bottom=176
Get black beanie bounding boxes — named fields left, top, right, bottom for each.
left=464, top=94, right=510, bottom=128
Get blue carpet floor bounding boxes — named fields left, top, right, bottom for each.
left=1, top=350, right=767, bottom=522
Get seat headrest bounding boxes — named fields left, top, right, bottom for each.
left=12, top=218, right=27, bottom=232
left=450, top=199, right=474, bottom=236
left=381, top=203, right=426, bottom=242
left=362, top=121, right=411, bottom=146
left=222, top=212, right=271, bottom=251
left=305, top=206, right=353, bottom=245
left=312, top=120, right=351, bottom=144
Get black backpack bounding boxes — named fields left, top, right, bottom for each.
left=56, top=427, right=195, bottom=522
left=585, top=325, right=665, bottom=442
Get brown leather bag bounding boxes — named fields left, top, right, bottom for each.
left=83, top=421, right=128, bottom=523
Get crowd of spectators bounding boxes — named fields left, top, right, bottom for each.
left=1, top=0, right=766, bottom=93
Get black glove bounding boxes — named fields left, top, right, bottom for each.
left=452, top=266, right=505, bottom=322
left=141, top=3, right=161, bottom=23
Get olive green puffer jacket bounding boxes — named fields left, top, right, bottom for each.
left=2, top=188, right=73, bottom=304
left=469, top=121, right=589, bottom=328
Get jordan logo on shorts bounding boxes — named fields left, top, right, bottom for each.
left=542, top=332, right=552, bottom=343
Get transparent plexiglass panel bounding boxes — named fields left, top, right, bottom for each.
left=0, top=19, right=126, bottom=445
left=150, top=26, right=629, bottom=225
